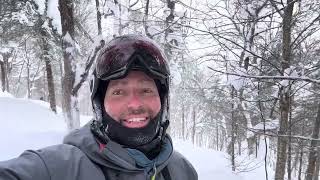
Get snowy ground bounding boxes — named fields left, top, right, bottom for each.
left=0, top=91, right=271, bottom=180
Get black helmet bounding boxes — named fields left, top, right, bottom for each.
left=90, top=35, right=170, bottom=149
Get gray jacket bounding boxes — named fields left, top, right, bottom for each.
left=0, top=123, right=197, bottom=180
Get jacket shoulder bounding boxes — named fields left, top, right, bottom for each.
left=35, top=144, right=104, bottom=180
left=166, top=150, right=198, bottom=180
left=0, top=144, right=104, bottom=180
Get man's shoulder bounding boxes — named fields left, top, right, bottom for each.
left=0, top=144, right=96, bottom=180
left=169, top=150, right=193, bottom=167
left=31, top=144, right=103, bottom=180
left=166, top=150, right=198, bottom=180
left=33, top=143, right=90, bottom=164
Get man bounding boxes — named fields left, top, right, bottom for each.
left=0, top=35, right=198, bottom=180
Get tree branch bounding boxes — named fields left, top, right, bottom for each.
left=72, top=40, right=105, bottom=95
left=208, top=66, right=320, bottom=84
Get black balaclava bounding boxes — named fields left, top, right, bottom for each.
left=97, top=78, right=165, bottom=157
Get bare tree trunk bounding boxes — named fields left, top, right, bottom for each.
left=0, top=60, right=5, bottom=92
left=95, top=0, right=102, bottom=35
left=305, top=103, right=320, bottom=180
left=164, top=0, right=175, bottom=61
left=25, top=42, right=31, bottom=98
left=274, top=1, right=294, bottom=180
left=231, top=87, right=236, bottom=171
left=0, top=40, right=11, bottom=92
left=42, top=69, right=47, bottom=100
left=143, top=0, right=151, bottom=38
left=191, top=106, right=196, bottom=145
left=293, top=140, right=300, bottom=175
left=5, top=54, right=10, bottom=92
left=39, top=0, right=57, bottom=113
left=317, top=152, right=320, bottom=180
left=181, top=103, right=185, bottom=140
left=43, top=42, right=57, bottom=113
left=314, top=147, right=320, bottom=180
left=298, top=123, right=305, bottom=180
left=216, top=117, right=219, bottom=151
left=298, top=145, right=303, bottom=180
left=287, top=97, right=293, bottom=180
left=59, top=0, right=79, bottom=130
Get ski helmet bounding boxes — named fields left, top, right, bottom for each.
left=90, top=34, right=170, bottom=147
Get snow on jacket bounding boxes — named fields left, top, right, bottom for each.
left=0, top=122, right=198, bottom=180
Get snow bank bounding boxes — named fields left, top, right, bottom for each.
left=174, top=139, right=240, bottom=180
left=0, top=93, right=66, bottom=160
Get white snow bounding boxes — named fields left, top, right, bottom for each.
left=0, top=91, right=270, bottom=179
left=47, top=0, right=62, bottom=34
left=227, top=68, right=247, bottom=91
left=63, top=32, right=75, bottom=44
left=0, top=47, right=12, bottom=54
left=252, top=119, right=279, bottom=131
left=170, top=62, right=182, bottom=86
left=34, top=0, right=45, bottom=14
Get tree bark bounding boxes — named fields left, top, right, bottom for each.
left=95, top=0, right=102, bottom=35
left=181, top=103, right=185, bottom=140
left=314, top=147, right=320, bottom=180
left=0, top=60, right=5, bottom=92
left=144, top=0, right=151, bottom=38
left=164, top=0, right=175, bottom=61
left=305, top=103, right=320, bottom=180
left=274, top=1, right=294, bottom=180
left=41, top=0, right=57, bottom=113
left=43, top=39, right=57, bottom=113
left=25, top=42, right=31, bottom=98
left=0, top=53, right=10, bottom=92
left=231, top=87, right=236, bottom=171
left=298, top=145, right=303, bottom=180
left=298, top=123, right=304, bottom=180
left=59, top=0, right=79, bottom=130
left=192, top=106, right=196, bottom=145
left=287, top=96, right=293, bottom=180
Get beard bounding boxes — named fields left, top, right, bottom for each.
left=101, top=104, right=162, bottom=148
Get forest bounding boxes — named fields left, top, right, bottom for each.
left=0, top=0, right=320, bottom=180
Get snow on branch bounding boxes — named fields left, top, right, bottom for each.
left=250, top=129, right=320, bottom=142
left=72, top=40, right=105, bottom=95
left=208, top=67, right=320, bottom=84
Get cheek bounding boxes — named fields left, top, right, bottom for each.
left=148, top=96, right=161, bottom=114
left=104, top=98, right=123, bottom=121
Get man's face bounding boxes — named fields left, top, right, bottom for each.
left=104, top=71, right=161, bottom=128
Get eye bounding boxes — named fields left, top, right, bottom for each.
left=112, top=89, right=124, bottom=95
left=143, top=89, right=152, bottom=93
left=142, top=88, right=157, bottom=95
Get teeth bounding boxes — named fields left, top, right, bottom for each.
left=127, top=118, right=146, bottom=122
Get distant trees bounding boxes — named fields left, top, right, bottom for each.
left=2, top=0, right=320, bottom=179
left=172, top=0, right=320, bottom=178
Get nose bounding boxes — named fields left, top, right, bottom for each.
left=127, top=93, right=143, bottom=109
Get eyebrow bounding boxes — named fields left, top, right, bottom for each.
left=108, top=78, right=154, bottom=87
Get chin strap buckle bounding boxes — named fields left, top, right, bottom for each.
left=158, top=119, right=169, bottom=140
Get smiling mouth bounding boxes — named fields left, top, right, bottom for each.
left=121, top=117, right=149, bottom=128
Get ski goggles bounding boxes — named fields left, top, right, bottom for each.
left=95, top=36, right=170, bottom=81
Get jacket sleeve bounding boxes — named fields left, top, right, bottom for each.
left=0, top=150, right=50, bottom=180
